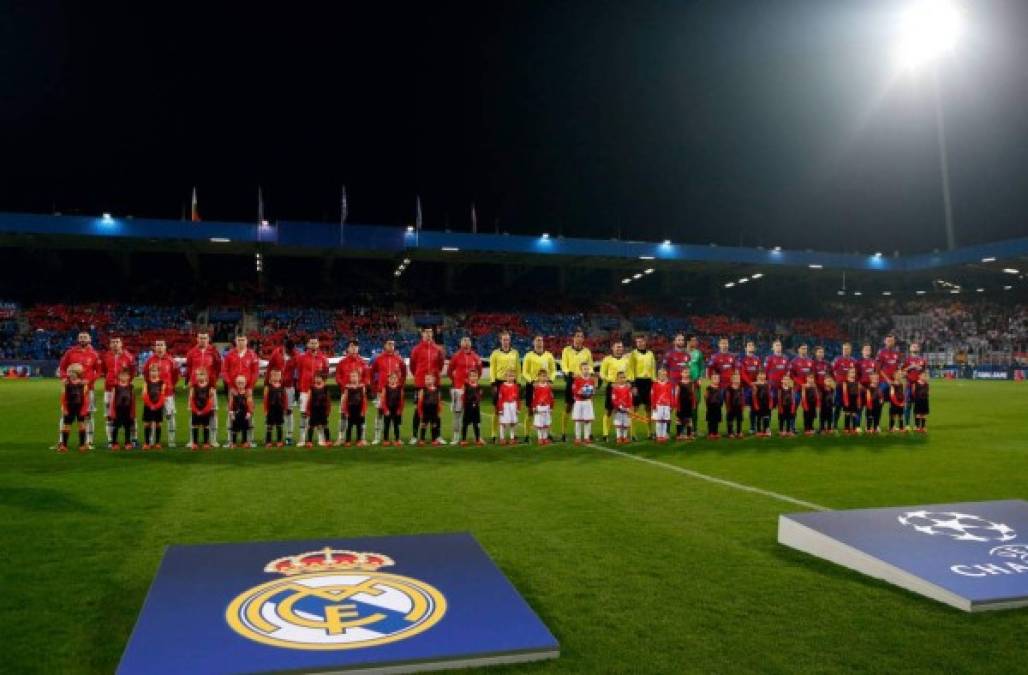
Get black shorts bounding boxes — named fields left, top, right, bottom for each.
left=266, top=406, right=285, bottom=426
left=564, top=377, right=575, bottom=409
left=191, top=412, right=211, bottom=426
left=524, top=382, right=535, bottom=407
left=309, top=411, right=328, bottom=427
left=143, top=407, right=164, bottom=423
left=491, top=383, right=500, bottom=407
left=604, top=381, right=614, bottom=412
left=62, top=413, right=85, bottom=425
left=634, top=378, right=652, bottom=407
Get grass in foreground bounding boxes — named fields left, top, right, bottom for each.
left=1, top=378, right=1027, bottom=674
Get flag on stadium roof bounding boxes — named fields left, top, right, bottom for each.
left=190, top=187, right=200, bottom=222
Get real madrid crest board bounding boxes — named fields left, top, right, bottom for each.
left=117, top=533, right=558, bottom=674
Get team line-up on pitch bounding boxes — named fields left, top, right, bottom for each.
left=52, top=326, right=931, bottom=453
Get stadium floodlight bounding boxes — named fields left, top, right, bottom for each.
left=751, top=273, right=764, bottom=279
left=622, top=278, right=631, bottom=284
left=1002, top=268, right=1019, bottom=275
left=724, top=282, right=735, bottom=288
left=662, top=239, right=672, bottom=246
left=403, top=258, right=411, bottom=264
left=772, top=246, right=782, bottom=252
left=639, top=255, right=655, bottom=260
left=406, top=225, right=415, bottom=233
left=950, top=289, right=960, bottom=294
left=633, top=273, right=643, bottom=279
left=882, top=291, right=892, bottom=296
left=916, top=290, right=927, bottom=295
left=738, top=278, right=749, bottom=284
left=260, top=219, right=270, bottom=227
left=837, top=290, right=846, bottom=296
left=853, top=291, right=863, bottom=296
left=209, top=237, right=230, bottom=243
left=541, top=232, right=550, bottom=239
left=981, top=257, right=996, bottom=263
left=894, top=0, right=965, bottom=72
left=1004, top=285, right=1013, bottom=290
left=644, top=268, right=655, bottom=275
left=976, top=288, right=985, bottom=292
left=874, top=252, right=883, bottom=259
left=809, top=264, right=823, bottom=269
left=441, top=247, right=460, bottom=252
left=101, top=212, right=113, bottom=221
left=394, top=270, right=402, bottom=277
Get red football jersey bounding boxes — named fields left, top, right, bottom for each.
left=572, top=376, right=596, bottom=401
left=410, top=340, right=446, bottom=388
left=736, top=354, right=762, bottom=386
left=903, top=355, right=927, bottom=383
left=335, top=353, right=370, bottom=389
left=497, top=381, right=520, bottom=406
left=296, top=351, right=330, bottom=393
left=611, top=383, right=633, bottom=410
left=531, top=383, right=555, bottom=409
left=370, top=351, right=407, bottom=394
left=448, top=349, right=482, bottom=388
left=832, top=356, right=856, bottom=383
left=789, top=356, right=813, bottom=383
left=100, top=349, right=135, bottom=390
left=707, top=352, right=736, bottom=386
left=59, top=345, right=102, bottom=385
left=265, top=346, right=296, bottom=387
left=143, top=353, right=179, bottom=389
left=185, top=345, right=222, bottom=386
left=763, top=354, right=789, bottom=385
left=651, top=380, right=675, bottom=407
left=811, top=359, right=830, bottom=387
left=876, top=348, right=901, bottom=382
left=223, top=348, right=260, bottom=390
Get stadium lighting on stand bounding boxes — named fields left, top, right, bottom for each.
left=1002, top=268, right=1020, bottom=275
left=894, top=0, right=965, bottom=251
left=981, top=257, right=997, bottom=263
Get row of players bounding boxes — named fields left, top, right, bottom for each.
left=53, top=328, right=930, bottom=451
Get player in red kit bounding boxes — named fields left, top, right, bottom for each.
left=811, top=346, right=830, bottom=388
left=56, top=331, right=102, bottom=448
left=295, top=337, right=330, bottom=446
left=369, top=338, right=407, bottom=445
left=409, top=327, right=447, bottom=444
left=185, top=332, right=223, bottom=447
left=143, top=339, right=180, bottom=447
left=902, top=341, right=926, bottom=428
left=876, top=334, right=902, bottom=398
left=448, top=336, right=482, bottom=444
left=855, top=343, right=876, bottom=429
left=831, top=342, right=856, bottom=430
left=101, top=336, right=135, bottom=448
left=265, top=338, right=297, bottom=445
left=663, top=333, right=690, bottom=387
left=763, top=339, right=789, bottom=413
left=223, top=335, right=260, bottom=445
left=736, top=340, right=761, bottom=434
left=789, top=344, right=814, bottom=409
left=707, top=337, right=736, bottom=388
left=334, top=340, right=371, bottom=443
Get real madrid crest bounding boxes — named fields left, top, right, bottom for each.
left=226, top=548, right=447, bottom=650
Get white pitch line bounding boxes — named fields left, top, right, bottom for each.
left=483, top=410, right=826, bottom=511
left=586, top=443, right=829, bottom=511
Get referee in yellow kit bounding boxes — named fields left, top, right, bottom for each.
left=522, top=335, right=556, bottom=442
left=487, top=331, right=519, bottom=443
left=628, top=334, right=657, bottom=440
left=560, top=329, right=593, bottom=442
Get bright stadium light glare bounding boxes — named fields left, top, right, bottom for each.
left=662, top=239, right=671, bottom=246
left=724, top=282, right=735, bottom=288
left=916, top=290, right=927, bottom=295
left=1002, top=268, right=1019, bottom=275
left=950, top=289, right=960, bottom=294
left=751, top=273, right=764, bottom=279
left=639, top=256, right=655, bottom=261
left=633, top=273, right=643, bottom=279
left=772, top=246, right=782, bottom=253
left=403, top=258, right=411, bottom=264
left=809, top=264, right=823, bottom=270
left=394, top=270, right=402, bottom=277
left=644, top=268, right=655, bottom=275
left=541, top=232, right=549, bottom=239
left=894, top=0, right=965, bottom=72
left=738, top=277, right=749, bottom=284
left=882, top=291, right=892, bottom=296
left=209, top=237, right=231, bottom=243
left=1004, top=285, right=1013, bottom=290
left=101, top=212, right=113, bottom=221
left=981, top=257, right=997, bottom=263
left=622, top=278, right=631, bottom=284
left=874, top=251, right=883, bottom=259
left=837, top=290, right=846, bottom=296
left=854, top=291, right=863, bottom=296
left=441, top=247, right=460, bottom=252
left=406, top=225, right=415, bottom=233
left=976, top=288, right=985, bottom=292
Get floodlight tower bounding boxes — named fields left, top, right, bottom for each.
left=894, top=0, right=964, bottom=250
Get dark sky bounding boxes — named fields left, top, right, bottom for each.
left=2, top=0, right=1027, bottom=252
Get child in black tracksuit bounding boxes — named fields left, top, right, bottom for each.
left=228, top=376, right=254, bottom=447
left=340, top=372, right=368, bottom=446
left=819, top=377, right=836, bottom=434
left=888, top=374, right=906, bottom=432
left=305, top=374, right=331, bottom=447
left=704, top=373, right=723, bottom=438
left=378, top=372, right=405, bottom=446
left=841, top=369, right=861, bottom=433
left=752, top=373, right=772, bottom=436
left=109, top=368, right=135, bottom=449
left=676, top=373, right=697, bottom=439
left=189, top=370, right=216, bottom=449
left=461, top=371, right=484, bottom=445
left=264, top=369, right=287, bottom=447
left=866, top=374, right=885, bottom=433
left=60, top=366, right=90, bottom=451
left=801, top=375, right=819, bottom=435
left=911, top=379, right=929, bottom=431
left=778, top=376, right=797, bottom=436
left=417, top=374, right=442, bottom=444
left=724, top=373, right=745, bottom=438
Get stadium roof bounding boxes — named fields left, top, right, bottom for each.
left=1, top=211, right=1026, bottom=274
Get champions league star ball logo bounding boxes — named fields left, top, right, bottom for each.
left=898, top=511, right=1017, bottom=543
left=226, top=548, right=447, bottom=650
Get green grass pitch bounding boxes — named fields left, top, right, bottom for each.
left=2, top=378, right=1027, bottom=673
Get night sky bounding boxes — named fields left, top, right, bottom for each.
left=2, top=0, right=1027, bottom=252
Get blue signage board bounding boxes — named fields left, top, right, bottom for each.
left=118, top=533, right=558, bottom=674
left=780, top=500, right=1028, bottom=611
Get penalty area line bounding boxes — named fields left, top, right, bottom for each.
left=585, top=443, right=829, bottom=511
